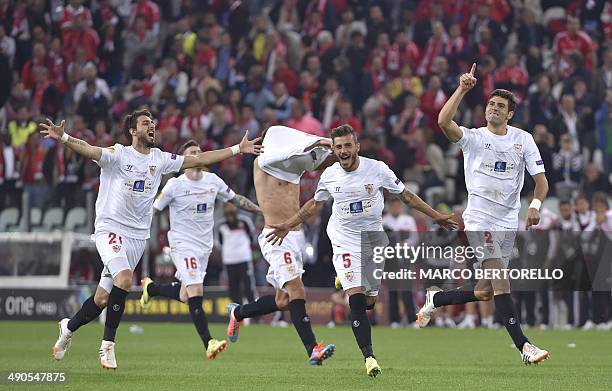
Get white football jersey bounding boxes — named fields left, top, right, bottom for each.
left=457, top=125, right=545, bottom=229
left=314, top=157, right=405, bottom=251
left=94, top=144, right=184, bottom=239
left=153, top=172, right=236, bottom=252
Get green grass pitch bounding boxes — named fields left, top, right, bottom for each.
left=0, top=321, right=610, bottom=390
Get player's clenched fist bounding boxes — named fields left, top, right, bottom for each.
left=458, top=63, right=477, bottom=92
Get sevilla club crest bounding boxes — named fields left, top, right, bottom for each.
left=149, top=165, right=157, bottom=176
left=364, top=184, right=374, bottom=194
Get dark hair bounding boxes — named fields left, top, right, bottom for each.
left=575, top=193, right=589, bottom=203
left=487, top=89, right=517, bottom=112
left=559, top=199, right=572, bottom=207
left=592, top=192, right=609, bottom=207
left=330, top=124, right=358, bottom=143
left=123, top=108, right=152, bottom=139
left=177, top=139, right=200, bottom=155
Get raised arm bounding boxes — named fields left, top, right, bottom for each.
left=229, top=194, right=261, bottom=214
left=525, top=173, right=549, bottom=229
left=39, top=119, right=102, bottom=161
left=398, top=189, right=458, bottom=230
left=182, top=131, right=263, bottom=169
left=265, top=199, right=325, bottom=245
left=438, top=63, right=477, bottom=143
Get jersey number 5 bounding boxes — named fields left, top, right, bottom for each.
left=342, top=253, right=351, bottom=268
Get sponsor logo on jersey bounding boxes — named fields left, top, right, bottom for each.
left=196, top=203, right=207, bottom=213
left=112, top=244, right=121, bottom=253
left=394, top=178, right=401, bottom=185
left=124, top=164, right=133, bottom=172
left=349, top=201, right=364, bottom=213
left=345, top=271, right=354, bottom=282
left=364, top=183, right=374, bottom=194
left=514, top=143, right=523, bottom=152
left=171, top=154, right=177, bottom=160
left=334, top=186, right=341, bottom=192
left=536, top=160, right=544, bottom=165
left=149, top=165, right=157, bottom=175
left=484, top=143, right=492, bottom=150
left=494, top=161, right=507, bottom=172
left=133, top=180, right=145, bottom=192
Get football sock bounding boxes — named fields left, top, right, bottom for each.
left=495, top=293, right=529, bottom=350
left=433, top=289, right=479, bottom=307
left=103, top=286, right=129, bottom=342
left=67, top=296, right=103, bottom=332
left=188, top=296, right=212, bottom=349
left=349, top=293, right=374, bottom=359
left=289, top=299, right=317, bottom=356
left=148, top=281, right=181, bottom=302
left=234, top=295, right=278, bottom=321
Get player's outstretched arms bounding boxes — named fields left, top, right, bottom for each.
left=182, top=131, right=263, bottom=169
left=266, top=199, right=324, bottom=245
left=39, top=118, right=102, bottom=161
left=230, top=194, right=261, bottom=214
left=525, top=173, right=549, bottom=229
left=438, top=63, right=477, bottom=143
left=398, top=189, right=458, bottom=230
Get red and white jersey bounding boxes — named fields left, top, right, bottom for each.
left=94, top=144, right=184, bottom=239
left=128, top=0, right=160, bottom=31
left=60, top=4, right=93, bottom=30
left=553, top=30, right=598, bottom=72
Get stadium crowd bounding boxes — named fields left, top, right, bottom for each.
left=0, top=0, right=610, bottom=329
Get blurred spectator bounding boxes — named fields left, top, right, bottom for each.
left=494, top=51, right=528, bottom=101
left=550, top=94, right=588, bottom=152
left=128, top=0, right=160, bottom=37
left=591, top=48, right=612, bottom=103
left=595, top=89, right=612, bottom=173
left=152, top=58, right=188, bottom=104
left=552, top=134, right=583, bottom=198
left=8, top=105, right=36, bottom=148
left=417, top=21, right=447, bottom=77
left=528, top=74, right=557, bottom=128
left=244, top=65, right=273, bottom=120
left=0, top=131, right=22, bottom=209
left=335, top=6, right=367, bottom=49
left=582, top=163, right=611, bottom=200
left=73, top=62, right=111, bottom=104
left=330, top=99, right=361, bottom=136
left=123, top=14, right=157, bottom=72
left=20, top=132, right=50, bottom=209
left=77, top=80, right=109, bottom=128
left=0, top=23, right=15, bottom=67
left=553, top=16, right=598, bottom=77
left=532, top=124, right=555, bottom=181
left=267, top=80, right=295, bottom=122
left=285, top=100, right=323, bottom=136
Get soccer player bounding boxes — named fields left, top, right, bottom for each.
left=45, top=109, right=261, bottom=369
left=138, top=139, right=261, bottom=360
left=266, top=124, right=457, bottom=376
left=225, top=125, right=336, bottom=365
left=416, top=64, right=551, bottom=365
